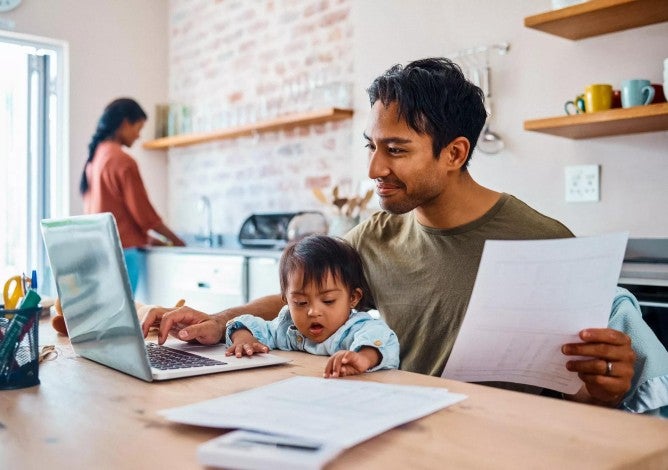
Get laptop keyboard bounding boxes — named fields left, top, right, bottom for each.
left=146, top=342, right=227, bottom=370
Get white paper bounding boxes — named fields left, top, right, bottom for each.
left=442, top=232, right=628, bottom=394
left=161, top=376, right=467, bottom=449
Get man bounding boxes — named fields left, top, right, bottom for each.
left=143, top=58, right=639, bottom=409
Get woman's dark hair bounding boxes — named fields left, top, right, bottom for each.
left=366, top=57, right=486, bottom=168
left=79, top=98, right=147, bottom=195
left=279, top=235, right=375, bottom=311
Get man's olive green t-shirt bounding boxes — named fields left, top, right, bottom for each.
left=345, top=193, right=573, bottom=376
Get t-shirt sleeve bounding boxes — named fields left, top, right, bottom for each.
left=343, top=216, right=366, bottom=250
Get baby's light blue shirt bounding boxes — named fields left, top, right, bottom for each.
left=225, top=306, right=400, bottom=372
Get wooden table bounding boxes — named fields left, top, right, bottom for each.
left=2, top=319, right=668, bottom=469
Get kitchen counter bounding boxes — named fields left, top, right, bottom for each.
left=137, top=245, right=282, bottom=311
left=142, top=245, right=283, bottom=259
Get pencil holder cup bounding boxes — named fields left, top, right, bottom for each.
left=0, top=307, right=40, bottom=390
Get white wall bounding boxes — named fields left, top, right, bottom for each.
left=3, top=0, right=170, bottom=219
left=165, top=0, right=356, bottom=237
left=352, top=0, right=668, bottom=237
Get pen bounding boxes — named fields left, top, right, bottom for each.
left=235, top=438, right=321, bottom=452
left=30, top=270, right=38, bottom=290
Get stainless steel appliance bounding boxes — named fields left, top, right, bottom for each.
left=618, top=238, right=668, bottom=350
left=237, top=212, right=327, bottom=249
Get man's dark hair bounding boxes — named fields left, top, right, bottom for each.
left=367, top=57, right=486, bottom=168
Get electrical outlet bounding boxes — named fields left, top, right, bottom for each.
left=565, top=165, right=600, bottom=202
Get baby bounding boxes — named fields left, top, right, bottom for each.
left=225, top=235, right=399, bottom=377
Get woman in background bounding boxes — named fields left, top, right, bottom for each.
left=81, top=98, right=184, bottom=294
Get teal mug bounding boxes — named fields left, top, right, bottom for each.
left=564, top=94, right=585, bottom=115
left=621, top=79, right=655, bottom=108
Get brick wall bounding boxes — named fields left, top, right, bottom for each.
left=167, top=0, right=355, bottom=238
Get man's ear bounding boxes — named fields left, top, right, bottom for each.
left=440, top=137, right=470, bottom=170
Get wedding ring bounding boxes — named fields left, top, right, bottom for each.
left=605, top=361, right=613, bottom=376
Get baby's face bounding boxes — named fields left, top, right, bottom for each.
left=285, top=269, right=361, bottom=343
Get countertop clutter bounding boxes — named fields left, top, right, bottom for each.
left=138, top=208, right=335, bottom=311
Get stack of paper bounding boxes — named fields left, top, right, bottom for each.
left=161, top=376, right=467, bottom=469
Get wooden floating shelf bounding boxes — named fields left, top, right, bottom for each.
left=524, top=102, right=668, bottom=139
left=143, top=107, right=354, bottom=150
left=524, top=0, right=668, bottom=40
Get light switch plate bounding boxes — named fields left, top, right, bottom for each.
left=565, top=164, right=600, bottom=202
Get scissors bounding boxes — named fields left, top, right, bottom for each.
left=3, top=275, right=26, bottom=310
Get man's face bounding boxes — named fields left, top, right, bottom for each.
left=363, top=101, right=447, bottom=215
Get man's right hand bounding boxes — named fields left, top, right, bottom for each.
left=140, top=304, right=227, bottom=345
left=140, top=294, right=285, bottom=346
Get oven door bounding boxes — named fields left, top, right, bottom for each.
left=618, top=283, right=668, bottom=350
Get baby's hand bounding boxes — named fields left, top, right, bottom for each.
left=324, top=348, right=380, bottom=378
left=225, top=329, right=269, bottom=357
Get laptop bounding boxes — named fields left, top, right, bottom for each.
left=40, top=213, right=290, bottom=381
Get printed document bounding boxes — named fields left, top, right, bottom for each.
left=442, top=232, right=628, bottom=394
left=161, top=376, right=466, bottom=449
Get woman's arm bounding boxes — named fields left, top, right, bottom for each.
left=150, top=221, right=185, bottom=246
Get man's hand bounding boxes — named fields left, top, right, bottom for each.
left=324, top=347, right=381, bottom=378
left=140, top=304, right=226, bottom=345
left=225, top=329, right=269, bottom=357
left=561, top=328, right=635, bottom=407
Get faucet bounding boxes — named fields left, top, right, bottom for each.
left=195, top=196, right=214, bottom=247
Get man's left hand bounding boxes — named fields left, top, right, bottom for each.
left=562, top=328, right=635, bottom=407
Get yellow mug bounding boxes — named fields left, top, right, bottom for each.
left=584, top=83, right=613, bottom=113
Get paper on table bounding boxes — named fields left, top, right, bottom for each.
left=161, top=376, right=466, bottom=449
left=442, top=232, right=628, bottom=394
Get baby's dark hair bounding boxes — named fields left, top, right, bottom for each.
left=279, top=235, right=375, bottom=311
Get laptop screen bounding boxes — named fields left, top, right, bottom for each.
left=41, top=213, right=153, bottom=381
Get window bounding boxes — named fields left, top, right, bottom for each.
left=0, top=32, right=68, bottom=297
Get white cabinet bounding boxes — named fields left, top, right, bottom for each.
left=140, top=252, right=246, bottom=313
left=248, top=257, right=281, bottom=300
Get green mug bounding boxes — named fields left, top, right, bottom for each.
left=564, top=94, right=585, bottom=115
